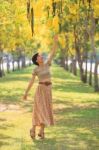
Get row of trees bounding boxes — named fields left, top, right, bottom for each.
left=59, top=0, right=99, bottom=92
left=27, top=0, right=99, bottom=91
left=0, top=0, right=99, bottom=92
left=38, top=0, right=99, bottom=92
left=57, top=0, right=99, bottom=92
left=0, top=0, right=41, bottom=77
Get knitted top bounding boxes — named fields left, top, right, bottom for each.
left=32, top=59, right=51, bottom=81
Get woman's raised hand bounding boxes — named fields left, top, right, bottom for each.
left=54, top=34, right=58, bottom=42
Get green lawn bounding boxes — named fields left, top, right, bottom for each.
left=0, top=64, right=99, bottom=150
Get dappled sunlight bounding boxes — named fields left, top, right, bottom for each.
left=76, top=127, right=93, bottom=135
left=0, top=65, right=99, bottom=150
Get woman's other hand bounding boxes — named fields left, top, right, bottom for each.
left=23, top=93, right=28, bottom=100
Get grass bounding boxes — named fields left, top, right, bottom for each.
left=0, top=64, right=99, bottom=150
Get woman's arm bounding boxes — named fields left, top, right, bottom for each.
left=23, top=75, right=36, bottom=100
left=46, top=35, right=58, bottom=65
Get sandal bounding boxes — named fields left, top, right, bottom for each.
left=38, top=131, right=45, bottom=139
left=30, top=128, right=35, bottom=139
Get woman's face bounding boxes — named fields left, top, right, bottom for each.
left=36, top=54, right=44, bottom=64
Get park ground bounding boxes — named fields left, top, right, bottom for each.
left=0, top=64, right=99, bottom=150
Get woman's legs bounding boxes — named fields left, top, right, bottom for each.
left=40, top=123, right=45, bottom=132
left=38, top=123, right=45, bottom=139
left=30, top=125, right=36, bottom=139
left=30, top=123, right=45, bottom=139
left=32, top=125, right=36, bottom=131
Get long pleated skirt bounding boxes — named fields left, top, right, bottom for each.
left=32, top=83, right=54, bottom=126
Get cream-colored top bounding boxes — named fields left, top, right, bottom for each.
left=32, top=59, right=51, bottom=82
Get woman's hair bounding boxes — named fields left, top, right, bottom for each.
left=32, top=53, right=39, bottom=66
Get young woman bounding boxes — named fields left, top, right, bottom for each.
left=23, top=35, right=58, bottom=139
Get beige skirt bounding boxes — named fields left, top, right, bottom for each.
left=32, top=83, right=54, bottom=126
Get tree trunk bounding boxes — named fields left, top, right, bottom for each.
left=64, top=34, right=69, bottom=71
left=7, top=56, right=10, bottom=73
left=12, top=60, right=15, bottom=71
left=21, top=55, right=26, bottom=68
left=65, top=56, right=69, bottom=71
left=89, top=9, right=99, bottom=91
left=60, top=57, right=64, bottom=67
left=72, top=57, right=77, bottom=76
left=94, top=61, right=99, bottom=92
left=0, top=60, right=3, bottom=77
left=73, top=24, right=86, bottom=82
left=83, top=54, right=88, bottom=83
left=0, top=48, right=4, bottom=77
left=60, top=49, right=65, bottom=68
left=17, top=58, right=20, bottom=70
left=89, top=55, right=93, bottom=85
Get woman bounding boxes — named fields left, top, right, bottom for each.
left=23, top=35, right=58, bottom=139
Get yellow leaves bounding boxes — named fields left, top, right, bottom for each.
left=8, top=41, right=16, bottom=51
left=46, top=19, right=53, bottom=28
left=46, top=36, right=53, bottom=46
left=44, top=0, right=54, bottom=6
left=92, top=0, right=99, bottom=5
left=93, top=3, right=99, bottom=17
left=52, top=0, right=59, bottom=2
left=52, top=16, right=59, bottom=32
left=34, top=24, right=47, bottom=37
left=32, top=1, right=44, bottom=18
left=34, top=25, right=40, bottom=35
left=95, top=33, right=99, bottom=42
left=59, top=33, right=65, bottom=48
left=69, top=3, right=78, bottom=16
left=27, top=0, right=60, bottom=37
left=1, top=0, right=99, bottom=54
left=46, top=15, right=60, bottom=33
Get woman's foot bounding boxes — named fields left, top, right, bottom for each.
left=38, top=130, right=45, bottom=139
left=30, top=128, right=35, bottom=139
